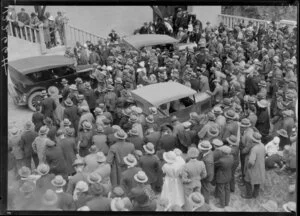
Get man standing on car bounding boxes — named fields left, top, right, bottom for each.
left=41, top=90, right=57, bottom=122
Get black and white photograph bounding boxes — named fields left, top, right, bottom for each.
left=5, top=4, right=297, bottom=212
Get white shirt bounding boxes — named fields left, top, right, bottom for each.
left=265, top=141, right=279, bottom=157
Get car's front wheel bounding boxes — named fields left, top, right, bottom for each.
left=28, top=91, right=44, bottom=111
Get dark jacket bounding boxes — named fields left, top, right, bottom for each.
left=199, top=151, right=214, bottom=182
left=86, top=196, right=111, bottom=211
left=63, top=106, right=80, bottom=132
left=41, top=97, right=56, bottom=119
left=139, top=154, right=160, bottom=184
left=56, top=191, right=76, bottom=211
left=59, top=137, right=77, bottom=175
left=214, top=154, right=234, bottom=183
left=32, top=112, right=44, bottom=132
left=255, top=108, right=270, bottom=136
left=245, top=75, right=259, bottom=96
left=144, top=131, right=161, bottom=148
left=120, top=166, right=142, bottom=194
left=36, top=173, right=56, bottom=194
left=84, top=89, right=97, bottom=110
left=127, top=135, right=144, bottom=152
left=45, top=145, right=68, bottom=176
left=19, top=130, right=38, bottom=158
left=157, top=134, right=178, bottom=151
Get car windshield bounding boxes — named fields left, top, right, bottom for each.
left=159, top=96, right=194, bottom=116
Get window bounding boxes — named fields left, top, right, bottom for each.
left=52, top=66, right=75, bottom=78
left=26, top=69, right=54, bottom=82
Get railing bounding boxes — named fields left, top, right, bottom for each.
left=7, top=19, right=41, bottom=44
left=65, top=24, right=106, bottom=47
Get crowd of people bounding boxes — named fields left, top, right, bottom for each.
left=7, top=6, right=67, bottom=48
left=8, top=7, right=297, bottom=212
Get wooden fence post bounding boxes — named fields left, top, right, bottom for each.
left=38, top=23, right=47, bottom=54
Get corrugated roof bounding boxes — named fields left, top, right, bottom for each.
left=131, top=82, right=197, bottom=107
left=8, top=55, right=75, bottom=75
left=123, top=34, right=178, bottom=50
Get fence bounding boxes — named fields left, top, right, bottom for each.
left=7, top=19, right=41, bottom=43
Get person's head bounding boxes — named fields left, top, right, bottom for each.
left=21, top=8, right=25, bottom=12
left=57, top=11, right=62, bottom=16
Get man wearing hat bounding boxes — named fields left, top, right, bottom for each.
left=120, top=154, right=142, bottom=195
left=198, top=140, right=214, bottom=204
left=199, top=72, right=210, bottom=93
left=78, top=106, right=95, bottom=132
left=77, top=94, right=89, bottom=113
left=255, top=99, right=270, bottom=144
left=127, top=128, right=145, bottom=152
left=93, top=152, right=111, bottom=195
left=187, top=191, right=210, bottom=211
left=83, top=82, right=97, bottom=115
left=41, top=90, right=57, bottom=122
left=106, top=130, right=135, bottom=187
left=19, top=121, right=38, bottom=168
left=13, top=181, right=37, bottom=210
left=139, top=143, right=161, bottom=193
left=222, top=109, right=239, bottom=141
left=44, top=139, right=68, bottom=178
left=32, top=103, right=44, bottom=133
left=63, top=98, right=80, bottom=135
left=213, top=106, right=226, bottom=137
left=206, top=79, right=224, bottom=105
left=214, top=145, right=234, bottom=208
left=8, top=127, right=24, bottom=171
left=51, top=175, right=76, bottom=210
left=139, top=22, right=149, bottom=34
left=77, top=121, right=94, bottom=157
left=32, top=126, right=50, bottom=165
left=83, top=145, right=100, bottom=173
left=242, top=132, right=265, bottom=199
left=104, top=85, right=117, bottom=116
left=85, top=183, right=111, bottom=211
left=281, top=110, right=295, bottom=138
left=226, top=135, right=239, bottom=192
left=92, top=125, right=109, bottom=155
left=35, top=163, right=55, bottom=194
left=197, top=112, right=218, bottom=139
left=181, top=147, right=207, bottom=198
left=61, top=79, right=70, bottom=101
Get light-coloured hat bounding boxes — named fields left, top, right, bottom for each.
left=123, top=154, right=137, bottom=167
left=226, top=135, right=238, bottom=146
left=111, top=197, right=128, bottom=211
left=87, top=172, right=102, bottom=184
left=64, top=98, right=74, bottom=106
left=114, top=130, right=128, bottom=140
left=212, top=106, right=223, bottom=115
left=89, top=145, right=99, bottom=154
left=224, top=109, right=236, bottom=119
left=18, top=166, right=31, bottom=178
left=187, top=147, right=199, bottom=158
left=276, top=129, right=288, bottom=138
left=69, top=84, right=78, bottom=91
left=96, top=151, right=107, bottom=163
left=207, top=126, right=219, bottom=137
left=82, top=121, right=93, bottom=130
left=257, top=99, right=268, bottom=108
left=149, top=107, right=157, bottom=115
left=143, top=142, right=155, bottom=154
left=134, top=171, right=148, bottom=183
left=189, top=192, right=205, bottom=208
left=251, top=132, right=262, bottom=143
left=163, top=151, right=177, bottom=164
left=211, top=138, right=223, bottom=147
left=75, top=181, right=89, bottom=192
left=218, top=145, right=232, bottom=154
left=42, top=189, right=58, bottom=206
left=198, top=140, right=212, bottom=151
left=240, top=118, right=252, bottom=127
left=48, top=86, right=59, bottom=96
left=282, top=202, right=296, bottom=212
left=51, top=175, right=67, bottom=187
left=145, top=115, right=154, bottom=124
left=37, top=163, right=50, bottom=176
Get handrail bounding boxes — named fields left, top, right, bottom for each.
left=6, top=19, right=41, bottom=44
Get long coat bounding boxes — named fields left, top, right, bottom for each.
left=19, top=130, right=38, bottom=166
left=127, top=135, right=144, bottom=152
left=84, top=153, right=98, bottom=173
left=56, top=192, right=76, bottom=211
left=120, top=166, right=142, bottom=194
left=94, top=163, right=112, bottom=193
left=139, top=154, right=160, bottom=185
left=255, top=108, right=270, bottom=136
left=66, top=171, right=88, bottom=194
left=214, top=154, right=234, bottom=184
left=63, top=106, right=80, bottom=133
left=84, top=89, right=97, bottom=110
left=92, top=134, right=109, bottom=155
left=244, top=142, right=265, bottom=185
left=32, top=111, right=44, bottom=132
left=78, top=130, right=93, bottom=157
left=106, top=141, right=135, bottom=186
left=199, top=151, right=214, bottom=182
left=59, top=137, right=77, bottom=175
left=45, top=145, right=68, bottom=177
left=32, top=136, right=49, bottom=164
left=41, top=97, right=57, bottom=120
left=158, top=134, right=178, bottom=151
left=222, top=120, right=239, bottom=141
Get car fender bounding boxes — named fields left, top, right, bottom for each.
left=26, top=86, right=46, bottom=100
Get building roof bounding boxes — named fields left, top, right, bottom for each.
left=8, top=55, right=75, bottom=75
left=131, top=82, right=197, bottom=107
left=122, top=34, right=179, bottom=50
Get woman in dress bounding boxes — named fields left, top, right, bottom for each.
left=160, top=151, right=185, bottom=208
left=48, top=86, right=65, bottom=127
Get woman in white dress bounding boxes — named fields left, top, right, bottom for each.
left=160, top=151, right=185, bottom=208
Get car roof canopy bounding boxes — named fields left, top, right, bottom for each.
left=122, top=34, right=179, bottom=50
left=8, top=55, right=75, bottom=75
left=131, top=82, right=197, bottom=107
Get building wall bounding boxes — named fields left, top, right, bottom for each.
left=188, top=6, right=221, bottom=27
left=14, top=6, right=153, bottom=38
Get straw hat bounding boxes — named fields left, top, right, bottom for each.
left=51, top=175, right=66, bottom=187
left=163, top=151, right=177, bottom=164
left=145, top=115, right=154, bottom=124
left=64, top=98, right=74, bottom=107
left=207, top=126, right=219, bottom=137
left=123, top=154, right=137, bottom=167
left=89, top=145, right=99, bottom=154
left=69, top=84, right=78, bottom=91
left=198, top=140, right=212, bottom=151
left=37, top=163, right=50, bottom=176
left=218, top=145, right=232, bottom=154
left=187, top=147, right=199, bottom=158
left=251, top=132, right=262, bottom=143
left=87, top=172, right=102, bottom=184
left=143, top=142, right=155, bottom=154
left=42, top=190, right=58, bottom=206
left=115, top=77, right=123, bottom=84
left=90, top=183, right=105, bottom=196
left=111, top=186, right=125, bottom=197
left=48, top=86, right=59, bottom=96
left=95, top=151, right=106, bottom=163
left=276, top=129, right=288, bottom=138
left=223, top=98, right=232, bottom=107
left=129, top=115, right=139, bottom=123
left=114, top=130, right=128, bottom=140
left=226, top=135, right=238, bottom=146
left=72, top=158, right=85, bottom=167
left=212, top=106, right=223, bottom=115
left=122, top=108, right=132, bottom=116
left=207, top=112, right=216, bottom=121
left=18, top=166, right=31, bottom=178
left=75, top=181, right=89, bottom=193
left=149, top=107, right=157, bottom=115
left=257, top=99, right=268, bottom=108
left=240, top=118, right=251, bottom=127
left=134, top=171, right=148, bottom=183
left=82, top=121, right=93, bottom=130
left=211, top=139, right=223, bottom=147
left=65, top=127, right=75, bottom=137
left=111, top=197, right=128, bottom=211
left=189, top=192, right=205, bottom=208
left=224, top=109, right=236, bottom=119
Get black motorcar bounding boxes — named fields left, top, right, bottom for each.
left=8, top=55, right=94, bottom=111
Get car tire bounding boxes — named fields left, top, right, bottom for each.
left=28, top=91, right=44, bottom=111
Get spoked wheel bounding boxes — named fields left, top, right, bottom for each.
left=28, top=91, right=44, bottom=111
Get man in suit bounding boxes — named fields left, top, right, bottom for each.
left=41, top=90, right=56, bottom=122
left=63, top=98, right=80, bottom=134
left=127, top=128, right=144, bottom=152
left=94, top=152, right=111, bottom=195
left=214, top=145, right=234, bottom=208
left=157, top=125, right=178, bottom=152
left=66, top=158, right=87, bottom=194
left=198, top=141, right=214, bottom=204
left=106, top=130, right=135, bottom=187
left=83, top=82, right=97, bottom=115
left=85, top=183, right=111, bottom=211
left=17, top=8, right=30, bottom=38
left=242, top=132, right=265, bottom=199
left=222, top=109, right=239, bottom=141
left=139, top=143, right=161, bottom=193
left=144, top=126, right=161, bottom=149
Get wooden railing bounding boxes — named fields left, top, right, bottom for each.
left=65, top=24, right=106, bottom=47
left=7, top=19, right=41, bottom=44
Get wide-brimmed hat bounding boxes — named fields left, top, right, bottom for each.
left=218, top=145, right=232, bottom=154
left=90, top=182, right=105, bottom=196
left=115, top=77, right=123, bottom=84
left=51, top=175, right=66, bottom=187
left=224, top=109, right=236, bottom=120
left=64, top=98, right=74, bottom=107
left=251, top=132, right=262, bottom=143
left=87, top=172, right=102, bottom=184
left=207, top=126, right=219, bottom=137
left=48, top=86, right=59, bottom=96
left=61, top=78, right=68, bottom=84
left=145, top=115, right=154, bottom=124
left=258, top=80, right=267, bottom=87
left=211, top=139, right=223, bottom=147
left=189, top=192, right=205, bottom=208
left=63, top=118, right=72, bottom=127
left=240, top=118, right=252, bottom=127
left=227, top=135, right=238, bottom=146
left=96, top=125, right=104, bottom=133
left=277, top=129, right=288, bottom=138
left=223, top=98, right=232, bottom=107
left=123, top=154, right=137, bottom=167
left=77, top=94, right=85, bottom=100
left=38, top=125, right=49, bottom=136
left=187, top=147, right=199, bottom=158
left=82, top=121, right=93, bottom=130
left=149, top=107, right=157, bottom=115
left=248, top=96, right=256, bottom=104
left=212, top=106, right=223, bottom=115
left=282, top=202, right=296, bottom=212
left=18, top=166, right=31, bottom=178
left=69, top=84, right=78, bottom=91
left=128, top=128, right=139, bottom=136
left=42, top=189, right=58, bottom=206
left=111, top=197, right=128, bottom=211
left=122, top=108, right=132, bottom=116
left=72, top=158, right=85, bottom=167
left=75, top=77, right=83, bottom=84
left=257, top=99, right=268, bottom=108
left=37, top=163, right=50, bottom=176
left=163, top=151, right=177, bottom=164
left=94, top=107, right=104, bottom=115
left=129, top=115, right=139, bottom=123
left=75, top=181, right=89, bottom=193
left=134, top=171, right=148, bottom=183
left=111, top=186, right=125, bottom=198
left=107, top=85, right=115, bottom=91
left=207, top=112, right=216, bottom=121
left=89, top=145, right=99, bottom=154
left=19, top=181, right=35, bottom=194
left=198, top=140, right=212, bottom=151
left=96, top=152, right=106, bottom=163
left=65, top=127, right=75, bottom=137
left=114, top=130, right=128, bottom=140
left=143, top=142, right=155, bottom=154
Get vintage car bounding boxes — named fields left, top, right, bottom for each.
left=131, top=82, right=212, bottom=125
left=8, top=55, right=94, bottom=111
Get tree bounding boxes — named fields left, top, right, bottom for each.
left=34, top=6, right=47, bottom=20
